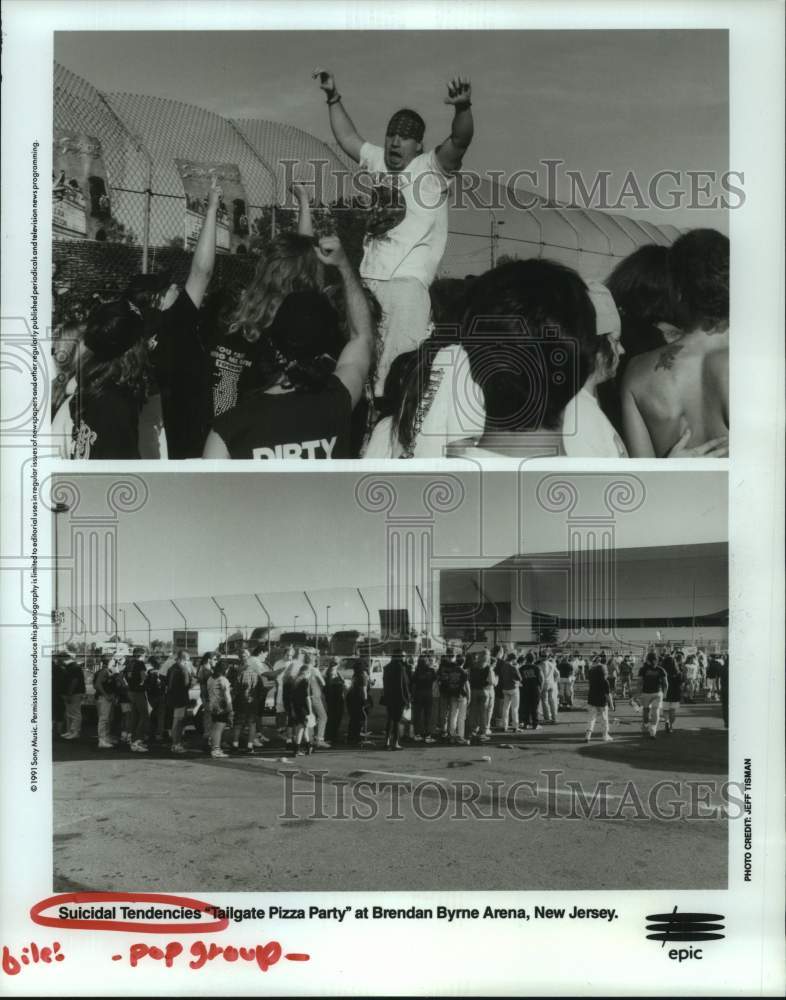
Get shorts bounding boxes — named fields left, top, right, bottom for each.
left=662, top=701, right=680, bottom=711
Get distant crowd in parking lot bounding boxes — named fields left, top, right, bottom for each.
left=52, top=639, right=728, bottom=758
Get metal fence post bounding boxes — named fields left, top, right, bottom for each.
left=141, top=155, right=152, bottom=273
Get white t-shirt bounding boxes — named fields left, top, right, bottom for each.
left=358, top=143, right=452, bottom=287
left=363, top=344, right=485, bottom=458
left=562, top=387, right=628, bottom=458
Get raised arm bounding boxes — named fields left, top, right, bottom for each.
left=313, top=68, right=365, bottom=163
left=315, top=235, right=374, bottom=408
left=185, top=177, right=222, bottom=309
left=435, top=76, right=474, bottom=175
left=291, top=183, right=314, bottom=238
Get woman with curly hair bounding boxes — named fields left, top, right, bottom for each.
left=205, top=184, right=324, bottom=419
left=203, top=235, right=374, bottom=460
left=51, top=302, right=152, bottom=459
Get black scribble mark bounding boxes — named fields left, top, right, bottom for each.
left=654, top=344, right=685, bottom=371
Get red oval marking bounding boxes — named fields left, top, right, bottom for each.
left=30, top=893, right=229, bottom=934
left=285, top=953, right=310, bottom=962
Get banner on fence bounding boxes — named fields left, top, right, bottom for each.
left=175, top=159, right=248, bottom=253
left=53, top=131, right=112, bottom=239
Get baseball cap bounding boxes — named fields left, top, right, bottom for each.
left=269, top=291, right=342, bottom=363
left=83, top=299, right=147, bottom=361
left=586, top=280, right=622, bottom=338
left=123, top=270, right=173, bottom=300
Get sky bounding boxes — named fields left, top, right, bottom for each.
left=54, top=29, right=730, bottom=231
left=55, top=471, right=727, bottom=644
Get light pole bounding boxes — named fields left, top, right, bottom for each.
left=253, top=594, right=272, bottom=660
left=303, top=591, right=318, bottom=650
left=70, top=607, right=88, bottom=674
left=357, top=588, right=371, bottom=659
left=490, top=210, right=505, bottom=269
left=99, top=604, right=118, bottom=651
left=52, top=501, right=70, bottom=649
left=119, top=608, right=127, bottom=645
left=326, top=605, right=331, bottom=647
left=132, top=602, right=151, bottom=651
left=211, top=596, right=227, bottom=653
left=170, top=599, right=187, bottom=654
left=293, top=614, right=299, bottom=634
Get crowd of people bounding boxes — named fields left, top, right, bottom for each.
left=51, top=70, right=730, bottom=461
left=52, top=642, right=728, bottom=758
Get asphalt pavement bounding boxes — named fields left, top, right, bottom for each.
left=53, top=693, right=728, bottom=892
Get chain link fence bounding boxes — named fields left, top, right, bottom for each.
left=53, top=59, right=681, bottom=311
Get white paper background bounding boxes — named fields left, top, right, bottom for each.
left=1, top=0, right=784, bottom=995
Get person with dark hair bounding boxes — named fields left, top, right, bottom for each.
left=51, top=298, right=151, bottom=459
left=585, top=658, right=613, bottom=743
left=557, top=654, right=576, bottom=710
left=452, top=259, right=627, bottom=458
left=411, top=653, right=438, bottom=743
left=197, top=652, right=217, bottom=749
left=231, top=648, right=262, bottom=754
left=599, top=244, right=677, bottom=432
left=661, top=654, right=683, bottom=733
left=93, top=657, right=117, bottom=750
left=445, top=654, right=470, bottom=744
left=346, top=669, right=373, bottom=747
left=323, top=659, right=345, bottom=744
left=621, top=229, right=730, bottom=457
left=166, top=650, right=192, bottom=755
left=637, top=651, right=669, bottom=739
left=382, top=654, right=411, bottom=750
left=497, top=652, right=522, bottom=733
left=363, top=328, right=485, bottom=458
left=124, top=650, right=150, bottom=753
left=203, top=236, right=374, bottom=459
left=718, top=654, right=729, bottom=729
left=144, top=656, right=167, bottom=742
left=52, top=654, right=67, bottom=738
left=518, top=653, right=542, bottom=731
left=291, top=662, right=314, bottom=756
left=315, top=68, right=474, bottom=396
left=467, top=649, right=496, bottom=743
left=61, top=655, right=85, bottom=741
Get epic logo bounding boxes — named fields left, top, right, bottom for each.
left=646, top=907, right=725, bottom=961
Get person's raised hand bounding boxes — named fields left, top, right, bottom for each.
left=444, top=76, right=472, bottom=106
left=313, top=68, right=337, bottom=97
left=315, top=234, right=349, bottom=270
left=289, top=182, right=310, bottom=204
left=207, top=174, right=223, bottom=210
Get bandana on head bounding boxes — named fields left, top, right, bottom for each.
left=386, top=108, right=425, bottom=142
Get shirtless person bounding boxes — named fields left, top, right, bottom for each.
left=314, top=67, right=474, bottom=397
left=621, top=229, right=729, bottom=458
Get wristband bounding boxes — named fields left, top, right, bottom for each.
left=327, top=92, right=342, bottom=106
left=453, top=100, right=472, bottom=110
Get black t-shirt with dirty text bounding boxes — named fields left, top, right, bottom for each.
left=211, top=375, right=353, bottom=460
